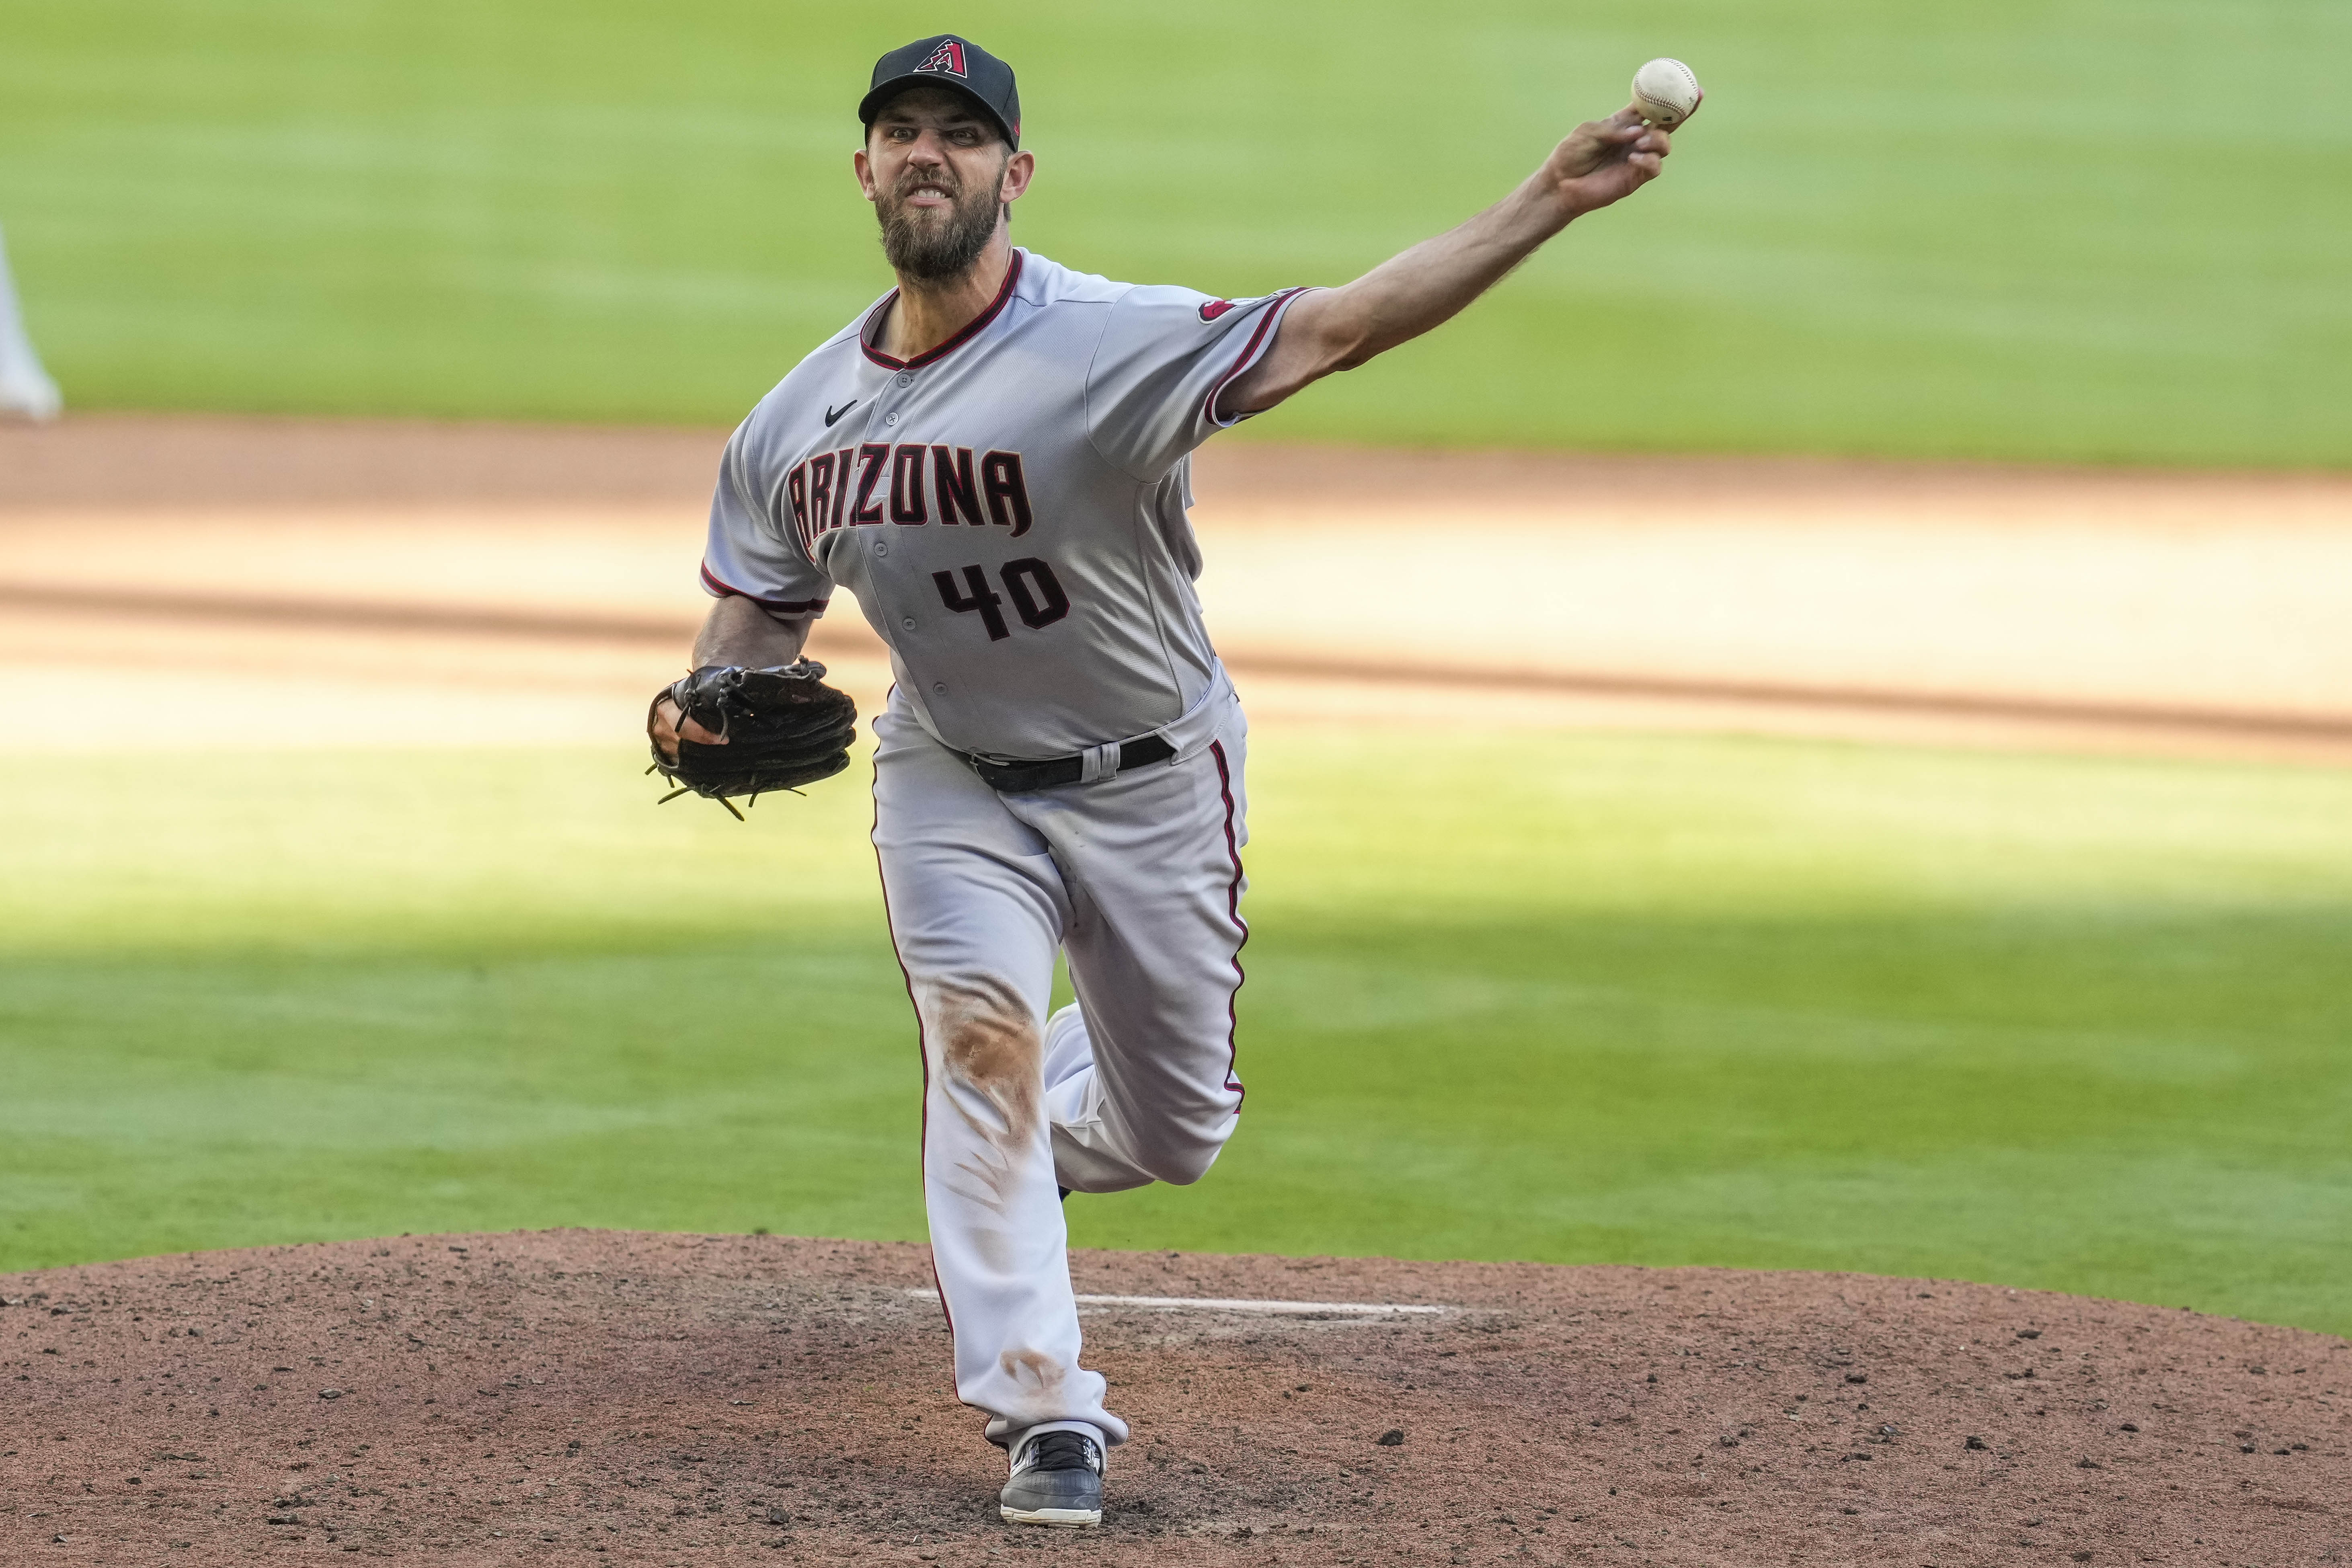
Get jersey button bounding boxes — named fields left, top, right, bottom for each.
left=901, top=616, right=916, bottom=630
left=884, top=411, right=900, bottom=426
left=932, top=682, right=947, bottom=694
left=894, top=372, right=913, bottom=387
left=874, top=542, right=889, bottom=556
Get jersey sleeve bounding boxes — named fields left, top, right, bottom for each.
left=1083, top=283, right=1313, bottom=481
left=698, top=421, right=834, bottom=616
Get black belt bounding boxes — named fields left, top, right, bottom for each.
left=959, top=735, right=1175, bottom=792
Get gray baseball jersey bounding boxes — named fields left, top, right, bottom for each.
left=701, top=248, right=1307, bottom=759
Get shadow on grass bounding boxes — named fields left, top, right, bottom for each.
left=7, top=896, right=2348, bottom=1336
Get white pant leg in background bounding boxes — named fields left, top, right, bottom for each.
left=870, top=685, right=1251, bottom=1451
left=0, top=223, right=61, bottom=421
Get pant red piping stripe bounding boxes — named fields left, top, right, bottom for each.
left=1209, top=739, right=1248, bottom=1104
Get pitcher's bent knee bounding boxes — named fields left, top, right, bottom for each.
left=1135, top=1114, right=1238, bottom=1188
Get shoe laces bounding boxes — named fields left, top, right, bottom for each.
left=1016, top=1430, right=1100, bottom=1476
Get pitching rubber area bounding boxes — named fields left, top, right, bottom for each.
left=4, top=1231, right=2345, bottom=1565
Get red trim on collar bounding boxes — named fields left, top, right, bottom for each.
left=861, top=250, right=1026, bottom=370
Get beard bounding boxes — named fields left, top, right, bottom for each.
left=875, top=164, right=1003, bottom=283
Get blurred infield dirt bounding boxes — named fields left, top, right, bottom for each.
left=3, top=1231, right=2347, bottom=1566
left=4, top=414, right=2352, bottom=761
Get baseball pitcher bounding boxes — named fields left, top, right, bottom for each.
left=648, top=32, right=1675, bottom=1528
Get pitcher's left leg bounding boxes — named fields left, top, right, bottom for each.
left=1018, top=707, right=1252, bottom=1195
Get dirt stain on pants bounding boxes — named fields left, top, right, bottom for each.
left=999, top=1348, right=1066, bottom=1400
left=929, top=976, right=1042, bottom=1213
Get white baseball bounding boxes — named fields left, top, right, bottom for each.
left=1630, top=57, right=1703, bottom=128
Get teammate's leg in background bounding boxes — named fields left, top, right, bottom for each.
left=870, top=696, right=1129, bottom=1457
left=0, top=223, right=62, bottom=422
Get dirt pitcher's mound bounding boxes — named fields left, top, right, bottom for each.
left=3, top=1233, right=2344, bottom=1566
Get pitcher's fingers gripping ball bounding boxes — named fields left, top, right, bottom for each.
left=648, top=661, right=858, bottom=818
left=1631, top=57, right=1704, bottom=128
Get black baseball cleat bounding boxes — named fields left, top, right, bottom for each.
left=999, top=1428, right=1103, bottom=1527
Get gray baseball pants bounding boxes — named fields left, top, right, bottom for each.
left=869, top=674, right=1250, bottom=1452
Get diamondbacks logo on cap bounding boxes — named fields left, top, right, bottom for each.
left=916, top=40, right=969, bottom=78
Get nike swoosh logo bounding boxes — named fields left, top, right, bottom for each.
left=823, top=400, right=859, bottom=427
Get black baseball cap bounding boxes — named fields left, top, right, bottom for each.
left=858, top=35, right=1021, bottom=150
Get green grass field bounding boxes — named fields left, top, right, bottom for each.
left=4, top=727, right=2347, bottom=1337
left=3, top=0, right=2347, bottom=464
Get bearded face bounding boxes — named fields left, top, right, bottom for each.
left=875, top=154, right=1006, bottom=283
